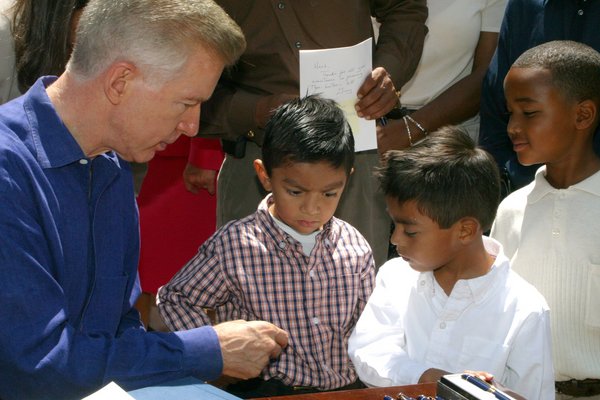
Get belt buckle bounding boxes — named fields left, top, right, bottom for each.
left=292, top=385, right=315, bottom=391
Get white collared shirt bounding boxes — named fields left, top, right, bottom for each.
left=348, top=237, right=554, bottom=399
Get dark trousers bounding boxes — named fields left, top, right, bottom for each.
left=224, top=378, right=366, bottom=399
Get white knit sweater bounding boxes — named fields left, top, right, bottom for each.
left=492, top=166, right=600, bottom=381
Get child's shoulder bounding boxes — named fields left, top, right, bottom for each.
left=330, top=216, right=372, bottom=246
left=376, top=257, right=422, bottom=288
left=498, top=179, right=536, bottom=210
left=495, top=177, right=538, bottom=223
left=504, top=267, right=550, bottom=312
left=574, top=166, right=600, bottom=194
left=212, top=210, right=269, bottom=243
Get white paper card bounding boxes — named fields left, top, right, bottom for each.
left=82, top=382, right=135, bottom=399
left=299, top=38, right=375, bottom=152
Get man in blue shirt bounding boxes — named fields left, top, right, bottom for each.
left=479, top=0, right=600, bottom=191
left=0, top=1, right=287, bottom=399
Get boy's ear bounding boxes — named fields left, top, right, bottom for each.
left=253, top=159, right=272, bottom=192
left=575, top=99, right=597, bottom=130
left=456, top=217, right=480, bottom=243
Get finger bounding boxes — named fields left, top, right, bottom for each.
left=356, top=73, right=378, bottom=99
left=269, top=342, right=283, bottom=360
left=205, top=181, right=216, bottom=195
left=358, top=94, right=398, bottom=119
left=184, top=181, right=199, bottom=194
left=356, top=83, right=397, bottom=118
left=273, top=328, right=289, bottom=348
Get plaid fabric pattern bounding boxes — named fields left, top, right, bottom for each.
left=158, top=196, right=375, bottom=390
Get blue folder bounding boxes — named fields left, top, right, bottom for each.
left=128, top=377, right=242, bottom=400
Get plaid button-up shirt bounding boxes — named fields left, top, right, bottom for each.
left=158, top=195, right=375, bottom=390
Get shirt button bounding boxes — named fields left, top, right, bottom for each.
left=312, top=317, right=320, bottom=325
left=420, top=280, right=426, bottom=286
left=552, top=229, right=560, bottom=236
left=309, top=270, right=315, bottom=278
left=79, top=159, right=88, bottom=165
left=278, top=2, right=285, bottom=9
left=246, top=130, right=255, bottom=139
left=295, top=41, right=302, bottom=49
left=278, top=241, right=287, bottom=249
left=439, top=322, right=446, bottom=329
left=578, top=9, right=584, bottom=15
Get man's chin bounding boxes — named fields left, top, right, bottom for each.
left=119, top=150, right=156, bottom=164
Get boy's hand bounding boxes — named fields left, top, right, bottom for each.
left=214, top=320, right=289, bottom=379
left=463, top=370, right=526, bottom=400
left=418, top=368, right=450, bottom=383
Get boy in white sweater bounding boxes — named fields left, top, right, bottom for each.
left=348, top=127, right=554, bottom=399
left=491, top=40, right=600, bottom=398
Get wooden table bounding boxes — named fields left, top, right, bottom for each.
left=254, top=382, right=437, bottom=400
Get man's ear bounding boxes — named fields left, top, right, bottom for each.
left=456, top=217, right=480, bottom=243
left=575, top=99, right=597, bottom=130
left=103, top=62, right=137, bottom=105
left=254, top=159, right=272, bottom=192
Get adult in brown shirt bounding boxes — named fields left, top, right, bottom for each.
left=197, top=0, right=428, bottom=267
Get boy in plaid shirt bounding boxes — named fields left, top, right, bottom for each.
left=158, top=95, right=375, bottom=398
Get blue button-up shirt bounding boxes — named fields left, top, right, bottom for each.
left=479, top=0, right=600, bottom=190
left=0, top=77, right=222, bottom=399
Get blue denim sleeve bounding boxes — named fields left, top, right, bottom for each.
left=0, top=142, right=222, bottom=400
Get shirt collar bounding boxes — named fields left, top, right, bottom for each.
left=527, top=165, right=600, bottom=203
left=23, top=77, right=87, bottom=168
left=23, top=76, right=122, bottom=170
left=418, top=237, right=510, bottom=304
left=255, top=194, right=338, bottom=250
left=463, top=237, right=510, bottom=304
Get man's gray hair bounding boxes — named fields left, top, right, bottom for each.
left=67, top=0, right=245, bottom=81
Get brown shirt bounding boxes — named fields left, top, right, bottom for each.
left=200, top=0, right=427, bottom=141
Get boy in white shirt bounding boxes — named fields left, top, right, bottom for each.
left=491, top=40, right=600, bottom=398
left=348, top=127, right=554, bottom=399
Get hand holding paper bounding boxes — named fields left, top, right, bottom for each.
left=300, top=38, right=377, bottom=151
left=355, top=66, right=398, bottom=120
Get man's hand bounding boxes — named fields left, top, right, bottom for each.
left=214, top=320, right=289, bottom=380
left=376, top=118, right=412, bottom=155
left=255, top=94, right=298, bottom=128
left=183, top=163, right=217, bottom=195
left=355, top=67, right=399, bottom=120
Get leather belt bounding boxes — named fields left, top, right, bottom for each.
left=556, top=379, right=600, bottom=397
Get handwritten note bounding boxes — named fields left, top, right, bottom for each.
left=300, top=38, right=375, bottom=152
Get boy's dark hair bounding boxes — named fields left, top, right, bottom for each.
left=513, top=40, right=600, bottom=108
left=377, top=126, right=501, bottom=231
left=261, top=95, right=354, bottom=175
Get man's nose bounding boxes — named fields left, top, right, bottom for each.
left=178, top=104, right=201, bottom=137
